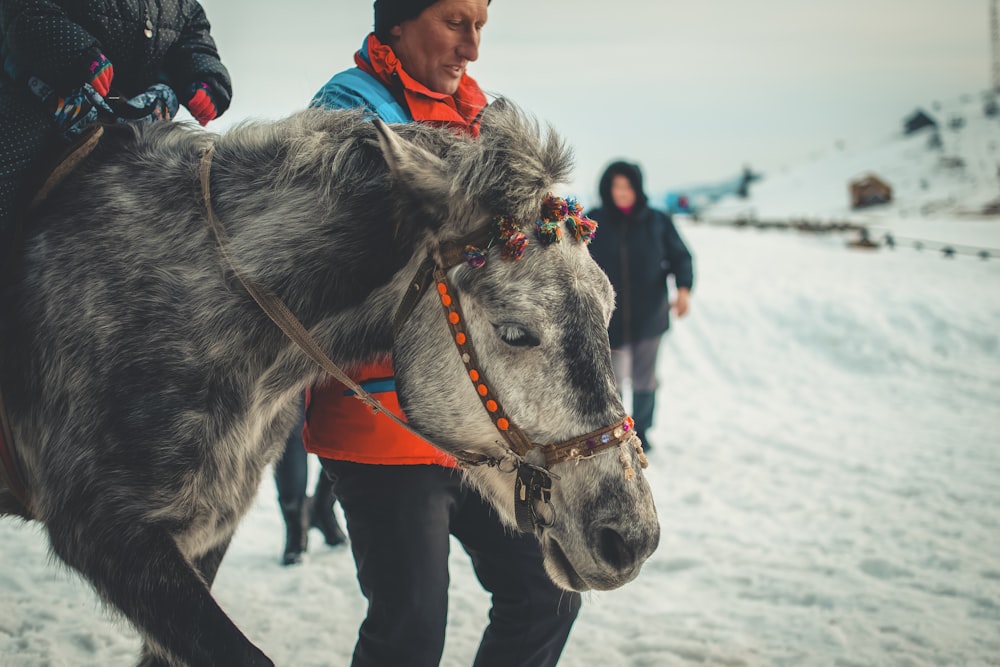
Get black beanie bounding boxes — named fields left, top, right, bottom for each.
left=374, top=0, right=439, bottom=40
left=373, top=0, right=491, bottom=41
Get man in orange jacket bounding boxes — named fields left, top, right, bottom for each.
left=303, top=2, right=581, bottom=666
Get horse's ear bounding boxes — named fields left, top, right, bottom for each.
left=372, top=119, right=451, bottom=204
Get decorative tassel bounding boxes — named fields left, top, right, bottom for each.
left=619, top=441, right=636, bottom=480
left=535, top=218, right=562, bottom=244
left=502, top=231, right=527, bottom=260
left=464, top=245, right=487, bottom=268
left=634, top=436, right=649, bottom=469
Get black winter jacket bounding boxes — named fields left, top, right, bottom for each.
left=0, top=0, right=230, bottom=231
left=587, top=204, right=694, bottom=348
left=0, top=0, right=231, bottom=104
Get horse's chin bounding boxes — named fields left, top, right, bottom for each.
left=540, top=534, right=591, bottom=592
left=540, top=530, right=647, bottom=592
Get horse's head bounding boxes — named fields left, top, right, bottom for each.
left=379, top=102, right=660, bottom=592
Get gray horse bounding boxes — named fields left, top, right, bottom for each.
left=0, top=101, right=659, bottom=666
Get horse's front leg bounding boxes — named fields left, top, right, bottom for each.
left=192, top=532, right=234, bottom=587
left=45, top=515, right=271, bottom=667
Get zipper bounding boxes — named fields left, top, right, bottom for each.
left=619, top=217, right=632, bottom=345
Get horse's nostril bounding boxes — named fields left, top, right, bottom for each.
left=596, top=527, right=634, bottom=571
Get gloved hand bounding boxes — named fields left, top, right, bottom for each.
left=52, top=84, right=102, bottom=140
left=53, top=83, right=179, bottom=142
left=185, top=82, right=218, bottom=126
left=88, top=54, right=114, bottom=97
left=113, top=83, right=179, bottom=123
left=185, top=77, right=230, bottom=124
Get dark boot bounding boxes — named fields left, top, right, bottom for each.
left=310, top=472, right=347, bottom=547
left=632, top=391, right=656, bottom=452
left=280, top=497, right=309, bottom=566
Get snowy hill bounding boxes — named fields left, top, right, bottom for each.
left=702, top=91, right=1000, bottom=225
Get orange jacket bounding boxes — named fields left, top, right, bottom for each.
left=303, top=359, right=457, bottom=467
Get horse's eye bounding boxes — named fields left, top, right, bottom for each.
left=494, top=323, right=540, bottom=348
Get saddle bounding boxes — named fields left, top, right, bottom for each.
left=0, top=124, right=104, bottom=520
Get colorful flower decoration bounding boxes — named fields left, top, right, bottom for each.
left=469, top=194, right=599, bottom=267
left=564, top=196, right=598, bottom=244
left=535, top=218, right=563, bottom=245
left=464, top=245, right=487, bottom=268
left=541, top=195, right=569, bottom=223
left=502, top=231, right=528, bottom=260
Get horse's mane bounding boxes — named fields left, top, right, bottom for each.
left=208, top=100, right=575, bottom=228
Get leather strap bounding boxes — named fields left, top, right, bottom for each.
left=28, top=124, right=104, bottom=213
left=433, top=267, right=535, bottom=457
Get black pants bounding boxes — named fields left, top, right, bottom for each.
left=321, top=460, right=581, bottom=667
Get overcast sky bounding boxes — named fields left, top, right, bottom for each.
left=200, top=0, right=991, bottom=202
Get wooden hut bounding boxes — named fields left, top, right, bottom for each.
left=849, top=174, right=892, bottom=209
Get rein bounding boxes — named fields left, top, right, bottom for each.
left=198, top=144, right=646, bottom=532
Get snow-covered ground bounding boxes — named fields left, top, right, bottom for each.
left=2, top=212, right=998, bottom=666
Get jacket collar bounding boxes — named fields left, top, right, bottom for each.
left=355, top=33, right=487, bottom=136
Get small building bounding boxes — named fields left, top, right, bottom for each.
left=849, top=174, right=892, bottom=209
left=903, top=109, right=938, bottom=135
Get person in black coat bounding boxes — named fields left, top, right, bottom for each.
left=0, top=0, right=232, bottom=253
left=587, top=160, right=694, bottom=451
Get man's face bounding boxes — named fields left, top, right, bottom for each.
left=391, top=0, right=489, bottom=95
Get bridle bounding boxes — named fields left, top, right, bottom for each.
left=391, top=238, right=646, bottom=531
left=198, top=144, right=647, bottom=532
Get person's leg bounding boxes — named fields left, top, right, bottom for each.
left=453, top=488, right=581, bottom=667
left=309, top=467, right=346, bottom=546
left=322, top=460, right=458, bottom=667
left=274, top=401, right=308, bottom=565
left=630, top=336, right=662, bottom=450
